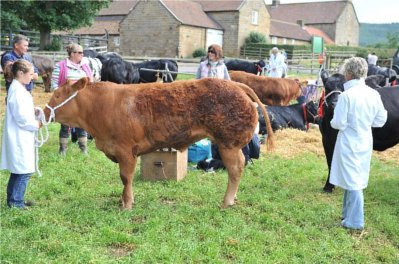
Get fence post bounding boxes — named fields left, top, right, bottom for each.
left=311, top=53, right=314, bottom=74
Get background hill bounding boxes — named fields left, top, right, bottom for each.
left=360, top=23, right=399, bottom=46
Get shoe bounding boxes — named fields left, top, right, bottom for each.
left=24, top=200, right=35, bottom=207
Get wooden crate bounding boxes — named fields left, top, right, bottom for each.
left=140, top=148, right=188, bottom=181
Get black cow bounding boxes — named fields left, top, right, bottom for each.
left=257, top=101, right=319, bottom=134
left=96, top=52, right=123, bottom=64
left=365, top=74, right=386, bottom=88
left=135, top=59, right=178, bottom=83
left=83, top=49, right=98, bottom=58
left=226, top=59, right=266, bottom=75
left=367, top=64, right=397, bottom=85
left=320, top=70, right=399, bottom=192
left=101, top=57, right=140, bottom=84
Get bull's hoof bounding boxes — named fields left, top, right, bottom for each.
left=119, top=197, right=133, bottom=210
left=120, top=205, right=132, bottom=210
left=222, top=200, right=236, bottom=209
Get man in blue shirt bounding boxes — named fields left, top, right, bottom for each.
left=1, top=34, right=39, bottom=92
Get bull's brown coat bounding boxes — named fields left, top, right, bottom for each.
left=230, top=70, right=303, bottom=106
left=45, top=77, right=274, bottom=209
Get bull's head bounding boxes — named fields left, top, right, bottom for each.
left=44, top=77, right=89, bottom=125
left=321, top=71, right=345, bottom=110
left=365, top=74, right=385, bottom=89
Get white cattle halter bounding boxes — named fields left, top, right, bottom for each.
left=44, top=91, right=79, bottom=124
left=323, top=90, right=342, bottom=108
left=34, top=90, right=79, bottom=176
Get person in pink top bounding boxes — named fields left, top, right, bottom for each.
left=196, top=44, right=230, bottom=80
left=51, top=43, right=93, bottom=155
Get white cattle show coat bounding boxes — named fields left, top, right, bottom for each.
left=1, top=79, right=39, bottom=174
left=268, top=53, right=286, bottom=78
left=329, top=79, right=387, bottom=190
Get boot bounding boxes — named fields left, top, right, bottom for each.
left=78, top=137, right=88, bottom=155
left=59, top=137, right=68, bottom=155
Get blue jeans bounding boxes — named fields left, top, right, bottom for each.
left=341, top=190, right=364, bottom=230
left=7, top=173, right=33, bottom=208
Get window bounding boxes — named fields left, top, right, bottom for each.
left=251, top=11, right=258, bottom=25
left=291, top=39, right=296, bottom=44
left=113, top=37, right=120, bottom=47
left=272, top=36, right=277, bottom=44
left=283, top=38, right=287, bottom=44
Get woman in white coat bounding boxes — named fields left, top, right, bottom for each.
left=268, top=47, right=286, bottom=78
left=1, top=59, right=41, bottom=209
left=330, top=57, right=387, bottom=230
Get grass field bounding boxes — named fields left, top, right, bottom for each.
left=0, top=77, right=398, bottom=263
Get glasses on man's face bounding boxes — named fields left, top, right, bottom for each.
left=73, top=51, right=84, bottom=54
left=208, top=50, right=216, bottom=54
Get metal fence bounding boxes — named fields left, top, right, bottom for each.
left=1, top=29, right=108, bottom=52
left=1, top=29, right=40, bottom=50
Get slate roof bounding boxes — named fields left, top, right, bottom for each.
left=161, top=0, right=223, bottom=29
left=68, top=20, right=120, bottom=35
left=270, top=20, right=311, bottom=41
left=267, top=1, right=349, bottom=25
left=193, top=0, right=245, bottom=11
left=98, top=0, right=138, bottom=16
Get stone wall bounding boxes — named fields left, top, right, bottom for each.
left=119, top=1, right=180, bottom=57
left=238, top=0, right=270, bottom=54
left=306, top=2, right=359, bottom=47
left=335, top=3, right=359, bottom=46
left=207, top=0, right=270, bottom=57
left=178, top=26, right=206, bottom=58
left=206, top=11, right=239, bottom=57
left=312, top=23, right=336, bottom=42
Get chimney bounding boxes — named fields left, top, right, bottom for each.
left=272, top=0, right=280, bottom=7
left=297, top=20, right=305, bottom=29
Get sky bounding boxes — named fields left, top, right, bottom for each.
left=264, top=0, right=399, bottom=24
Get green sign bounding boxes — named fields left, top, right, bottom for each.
left=312, top=36, right=324, bottom=54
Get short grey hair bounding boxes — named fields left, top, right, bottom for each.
left=12, top=34, right=29, bottom=46
left=342, top=57, right=368, bottom=79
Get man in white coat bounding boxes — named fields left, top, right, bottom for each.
left=1, top=59, right=41, bottom=209
left=330, top=57, right=387, bottom=230
left=268, top=47, right=287, bottom=78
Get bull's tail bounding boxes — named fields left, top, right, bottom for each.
left=236, top=82, right=275, bottom=152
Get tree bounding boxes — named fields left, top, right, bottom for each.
left=386, top=32, right=399, bottom=48
left=1, top=0, right=110, bottom=50
left=245, top=31, right=267, bottom=44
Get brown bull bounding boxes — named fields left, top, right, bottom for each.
left=230, top=70, right=304, bottom=106
left=32, top=55, right=54, bottom=93
left=44, top=77, right=274, bottom=209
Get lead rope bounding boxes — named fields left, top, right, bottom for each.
left=33, top=91, right=79, bottom=176
left=34, top=107, right=50, bottom=177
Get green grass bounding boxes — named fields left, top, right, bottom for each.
left=1, top=123, right=398, bottom=263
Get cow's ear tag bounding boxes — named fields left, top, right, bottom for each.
left=73, top=77, right=89, bottom=91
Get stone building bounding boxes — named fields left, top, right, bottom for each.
left=267, top=0, right=359, bottom=46
left=119, top=0, right=223, bottom=58
left=67, top=0, right=359, bottom=57
left=119, top=0, right=269, bottom=57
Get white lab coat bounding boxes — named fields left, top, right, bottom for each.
left=329, top=79, right=387, bottom=190
left=1, top=79, right=39, bottom=174
left=268, top=53, right=286, bottom=78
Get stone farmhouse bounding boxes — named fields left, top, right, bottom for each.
left=69, top=0, right=359, bottom=57
left=268, top=0, right=358, bottom=46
